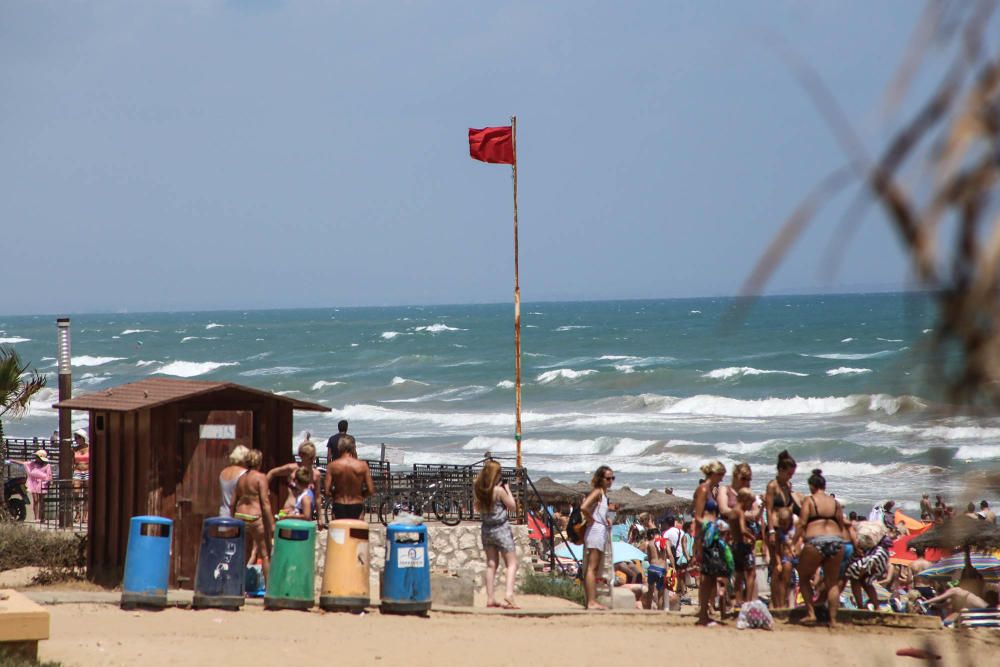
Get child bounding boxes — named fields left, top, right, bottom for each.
left=644, top=527, right=668, bottom=610
left=267, top=440, right=322, bottom=520
left=733, top=487, right=760, bottom=605
left=281, top=467, right=316, bottom=521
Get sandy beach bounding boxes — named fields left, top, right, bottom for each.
left=35, top=600, right=999, bottom=667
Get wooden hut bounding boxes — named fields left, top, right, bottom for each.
left=54, top=378, right=330, bottom=587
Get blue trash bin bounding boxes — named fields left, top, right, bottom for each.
left=381, top=523, right=431, bottom=614
left=193, top=517, right=246, bottom=610
left=121, top=515, right=173, bottom=609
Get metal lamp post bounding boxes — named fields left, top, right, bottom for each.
left=56, top=317, right=72, bottom=527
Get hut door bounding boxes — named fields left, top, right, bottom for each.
left=175, top=410, right=253, bottom=587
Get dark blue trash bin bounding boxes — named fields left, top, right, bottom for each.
left=193, top=517, right=246, bottom=610
left=121, top=515, right=173, bottom=609
left=381, top=523, right=431, bottom=614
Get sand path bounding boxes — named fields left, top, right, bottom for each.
left=37, top=601, right=999, bottom=667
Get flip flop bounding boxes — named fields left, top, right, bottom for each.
left=486, top=601, right=500, bottom=608
left=502, top=599, right=521, bottom=610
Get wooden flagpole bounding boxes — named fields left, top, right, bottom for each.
left=512, top=115, right=522, bottom=469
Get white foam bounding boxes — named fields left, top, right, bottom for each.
left=702, top=366, right=809, bottom=380
left=496, top=380, right=515, bottom=389
left=826, top=367, right=872, bottom=376
left=662, top=393, right=920, bottom=417
left=923, top=329, right=932, bottom=334
left=72, top=356, right=125, bottom=367
left=381, top=331, right=403, bottom=340
left=599, top=355, right=634, bottom=361
left=614, top=365, right=636, bottom=374
left=537, top=368, right=598, bottom=384
left=135, top=360, right=158, bottom=367
left=383, top=385, right=491, bottom=403
left=121, top=329, right=155, bottom=336
left=866, top=421, right=1000, bottom=440
left=153, top=361, right=238, bottom=378
left=206, top=323, right=224, bottom=330
left=806, top=351, right=895, bottom=360
left=350, top=343, right=359, bottom=347
left=274, top=390, right=301, bottom=396
left=841, top=337, right=854, bottom=343
left=24, top=387, right=59, bottom=415
left=877, top=337, right=903, bottom=343
left=181, top=336, right=199, bottom=343
left=238, top=366, right=305, bottom=377
left=690, top=310, right=702, bottom=314
left=77, top=373, right=111, bottom=386
left=954, top=445, right=1000, bottom=461
left=311, top=380, right=343, bottom=390
left=412, top=323, right=464, bottom=333
left=0, top=337, right=30, bottom=344
left=391, top=376, right=428, bottom=386
left=554, top=325, right=590, bottom=332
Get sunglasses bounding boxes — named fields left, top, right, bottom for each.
left=604, top=475, right=616, bottom=481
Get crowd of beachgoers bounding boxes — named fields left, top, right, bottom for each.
left=554, top=451, right=1000, bottom=629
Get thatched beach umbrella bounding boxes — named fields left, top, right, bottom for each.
left=529, top=476, right=583, bottom=504
left=909, top=516, right=1000, bottom=552
left=608, top=486, right=645, bottom=512
left=633, top=489, right=691, bottom=515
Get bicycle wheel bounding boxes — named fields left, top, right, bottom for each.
left=432, top=496, right=462, bottom=526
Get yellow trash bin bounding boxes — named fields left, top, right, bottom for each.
left=320, top=519, right=370, bottom=612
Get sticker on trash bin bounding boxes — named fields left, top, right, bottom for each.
left=397, top=546, right=425, bottom=568
left=329, top=528, right=346, bottom=545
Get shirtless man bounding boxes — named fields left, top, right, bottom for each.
left=911, top=547, right=932, bottom=580
left=323, top=435, right=375, bottom=520
left=234, top=450, right=274, bottom=583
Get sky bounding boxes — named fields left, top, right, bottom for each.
left=0, top=1, right=979, bottom=314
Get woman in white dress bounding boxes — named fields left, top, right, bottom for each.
left=581, top=465, right=614, bottom=610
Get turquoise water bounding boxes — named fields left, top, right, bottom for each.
left=3, top=293, right=997, bottom=512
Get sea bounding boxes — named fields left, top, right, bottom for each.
left=3, top=292, right=998, bottom=514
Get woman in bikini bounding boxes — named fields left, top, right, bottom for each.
left=266, top=440, right=321, bottom=517
left=234, top=449, right=274, bottom=584
left=69, top=429, right=90, bottom=522
left=765, top=450, right=797, bottom=609
left=218, top=445, right=249, bottom=518
left=581, top=465, right=614, bottom=610
left=693, top=460, right=727, bottom=626
left=796, top=469, right=848, bottom=627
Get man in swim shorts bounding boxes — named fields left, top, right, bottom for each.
left=323, top=435, right=375, bottom=520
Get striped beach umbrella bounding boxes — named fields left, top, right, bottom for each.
left=918, top=554, right=1000, bottom=579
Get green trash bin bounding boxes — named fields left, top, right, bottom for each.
left=264, top=519, right=316, bottom=611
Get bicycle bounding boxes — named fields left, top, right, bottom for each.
left=378, top=480, right=463, bottom=526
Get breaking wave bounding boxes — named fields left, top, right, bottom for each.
left=826, top=367, right=872, bottom=376
left=311, top=380, right=343, bottom=390
left=413, top=323, right=464, bottom=333
left=661, top=394, right=924, bottom=417
left=703, top=367, right=809, bottom=380
left=0, top=337, right=31, bottom=344
left=72, top=356, right=125, bottom=367
left=537, top=368, right=598, bottom=384
left=153, top=360, right=238, bottom=377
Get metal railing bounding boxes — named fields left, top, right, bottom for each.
left=39, top=480, right=87, bottom=531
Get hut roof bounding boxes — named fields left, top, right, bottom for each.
left=53, top=378, right=331, bottom=413
left=909, top=516, right=1000, bottom=551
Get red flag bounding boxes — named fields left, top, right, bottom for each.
left=469, top=126, right=514, bottom=164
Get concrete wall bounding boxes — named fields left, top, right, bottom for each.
left=314, top=523, right=537, bottom=598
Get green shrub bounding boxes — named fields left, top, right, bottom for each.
left=0, top=523, right=85, bottom=583
left=519, top=571, right=585, bottom=605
